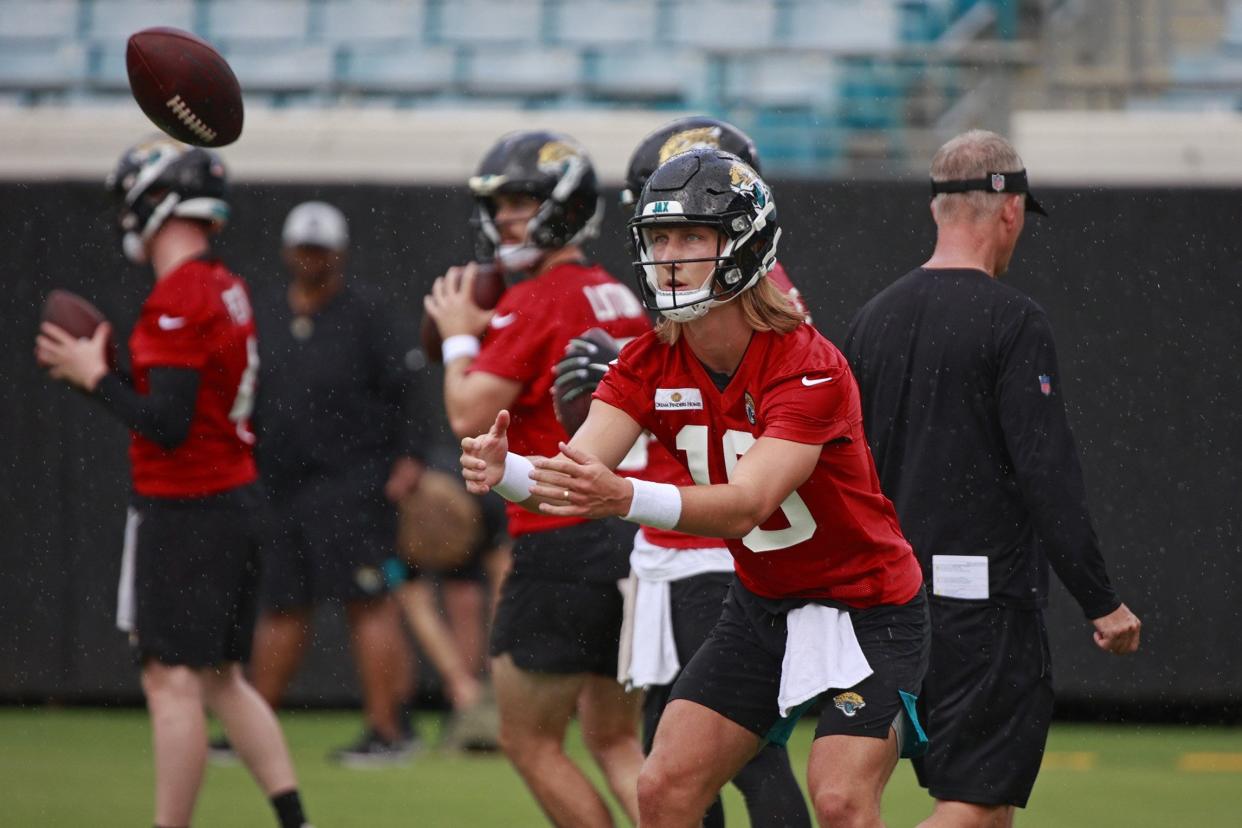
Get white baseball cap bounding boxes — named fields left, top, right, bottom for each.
left=282, top=201, right=349, bottom=251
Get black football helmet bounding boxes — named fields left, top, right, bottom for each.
left=627, top=149, right=780, bottom=323
left=468, top=130, right=603, bottom=273
left=106, top=136, right=229, bottom=264
left=620, top=116, right=761, bottom=207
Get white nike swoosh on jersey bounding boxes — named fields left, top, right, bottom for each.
left=490, top=313, right=517, bottom=329
left=801, top=375, right=834, bottom=386
left=157, top=315, right=188, bottom=330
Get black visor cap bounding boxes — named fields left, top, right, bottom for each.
left=930, top=169, right=1047, bottom=216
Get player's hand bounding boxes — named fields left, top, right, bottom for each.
left=424, top=262, right=493, bottom=339
left=460, top=409, right=511, bottom=494
left=1092, top=603, right=1141, bottom=655
left=385, top=456, right=425, bottom=502
left=35, top=321, right=110, bottom=392
left=530, top=440, right=633, bottom=519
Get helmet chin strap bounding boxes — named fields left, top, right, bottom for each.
left=122, top=232, right=148, bottom=265
left=122, top=192, right=182, bottom=264
left=496, top=243, right=544, bottom=274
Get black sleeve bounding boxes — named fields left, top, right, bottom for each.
left=996, top=308, right=1121, bottom=619
left=369, top=303, right=427, bottom=462
left=93, top=367, right=200, bottom=450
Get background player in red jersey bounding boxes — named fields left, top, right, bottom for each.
left=461, top=148, right=930, bottom=828
left=422, top=131, right=648, bottom=827
left=34, top=138, right=309, bottom=828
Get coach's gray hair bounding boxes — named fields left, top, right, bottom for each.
left=930, top=129, right=1025, bottom=223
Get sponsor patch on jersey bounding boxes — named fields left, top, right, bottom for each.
left=833, top=691, right=866, bottom=717
left=655, top=388, right=704, bottom=410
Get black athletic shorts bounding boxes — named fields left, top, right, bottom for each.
left=912, top=599, right=1054, bottom=808
left=488, top=520, right=631, bottom=676
left=669, top=578, right=929, bottom=747
left=642, top=571, right=733, bottom=753
left=260, top=488, right=395, bottom=612
left=120, top=484, right=262, bottom=668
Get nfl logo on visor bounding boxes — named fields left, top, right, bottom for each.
left=991, top=173, right=1005, bottom=192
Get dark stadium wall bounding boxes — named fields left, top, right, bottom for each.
left=2, top=181, right=1238, bottom=714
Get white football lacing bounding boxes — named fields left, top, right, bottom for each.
left=164, top=94, right=217, bottom=144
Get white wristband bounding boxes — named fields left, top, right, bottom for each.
left=623, top=478, right=682, bottom=531
left=493, top=452, right=535, bottom=502
left=442, top=334, right=480, bottom=364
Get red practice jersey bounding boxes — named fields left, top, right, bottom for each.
left=631, top=262, right=805, bottom=552
left=470, top=262, right=649, bottom=536
left=128, top=257, right=259, bottom=498
left=595, top=324, right=923, bottom=606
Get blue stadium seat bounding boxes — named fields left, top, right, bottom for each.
left=339, top=44, right=457, bottom=94
left=83, top=0, right=196, bottom=43
left=1172, top=52, right=1242, bottom=86
left=1224, top=1, right=1242, bottom=51
left=0, top=42, right=89, bottom=91
left=665, top=0, right=778, bottom=49
left=463, top=47, right=578, bottom=97
left=785, top=0, right=899, bottom=51
left=0, top=0, right=80, bottom=41
left=205, top=0, right=311, bottom=44
left=88, top=42, right=130, bottom=90
left=319, top=0, right=427, bottom=45
left=224, top=43, right=333, bottom=93
left=837, top=58, right=904, bottom=129
left=549, top=0, right=658, bottom=46
left=81, top=1, right=200, bottom=92
left=434, top=0, right=543, bottom=45
left=583, top=48, right=707, bottom=104
left=722, top=53, right=840, bottom=110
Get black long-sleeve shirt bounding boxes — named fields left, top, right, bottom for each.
left=843, top=267, right=1120, bottom=619
left=94, top=367, right=200, bottom=450
left=252, top=282, right=425, bottom=502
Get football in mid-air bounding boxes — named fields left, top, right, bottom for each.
left=40, top=289, right=118, bottom=370
left=421, top=265, right=508, bottom=364
left=126, top=27, right=243, bottom=147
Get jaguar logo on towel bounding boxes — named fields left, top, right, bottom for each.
left=833, top=691, right=866, bottom=717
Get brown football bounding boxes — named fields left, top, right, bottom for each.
left=126, top=27, right=243, bottom=147
left=41, top=289, right=118, bottom=370
left=421, top=264, right=508, bottom=364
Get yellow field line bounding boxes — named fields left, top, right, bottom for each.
left=1178, top=753, right=1242, bottom=773
left=1041, top=751, right=1097, bottom=770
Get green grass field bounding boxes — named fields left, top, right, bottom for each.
left=1, top=708, right=1239, bottom=826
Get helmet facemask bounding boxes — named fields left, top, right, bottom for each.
left=629, top=200, right=779, bottom=323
